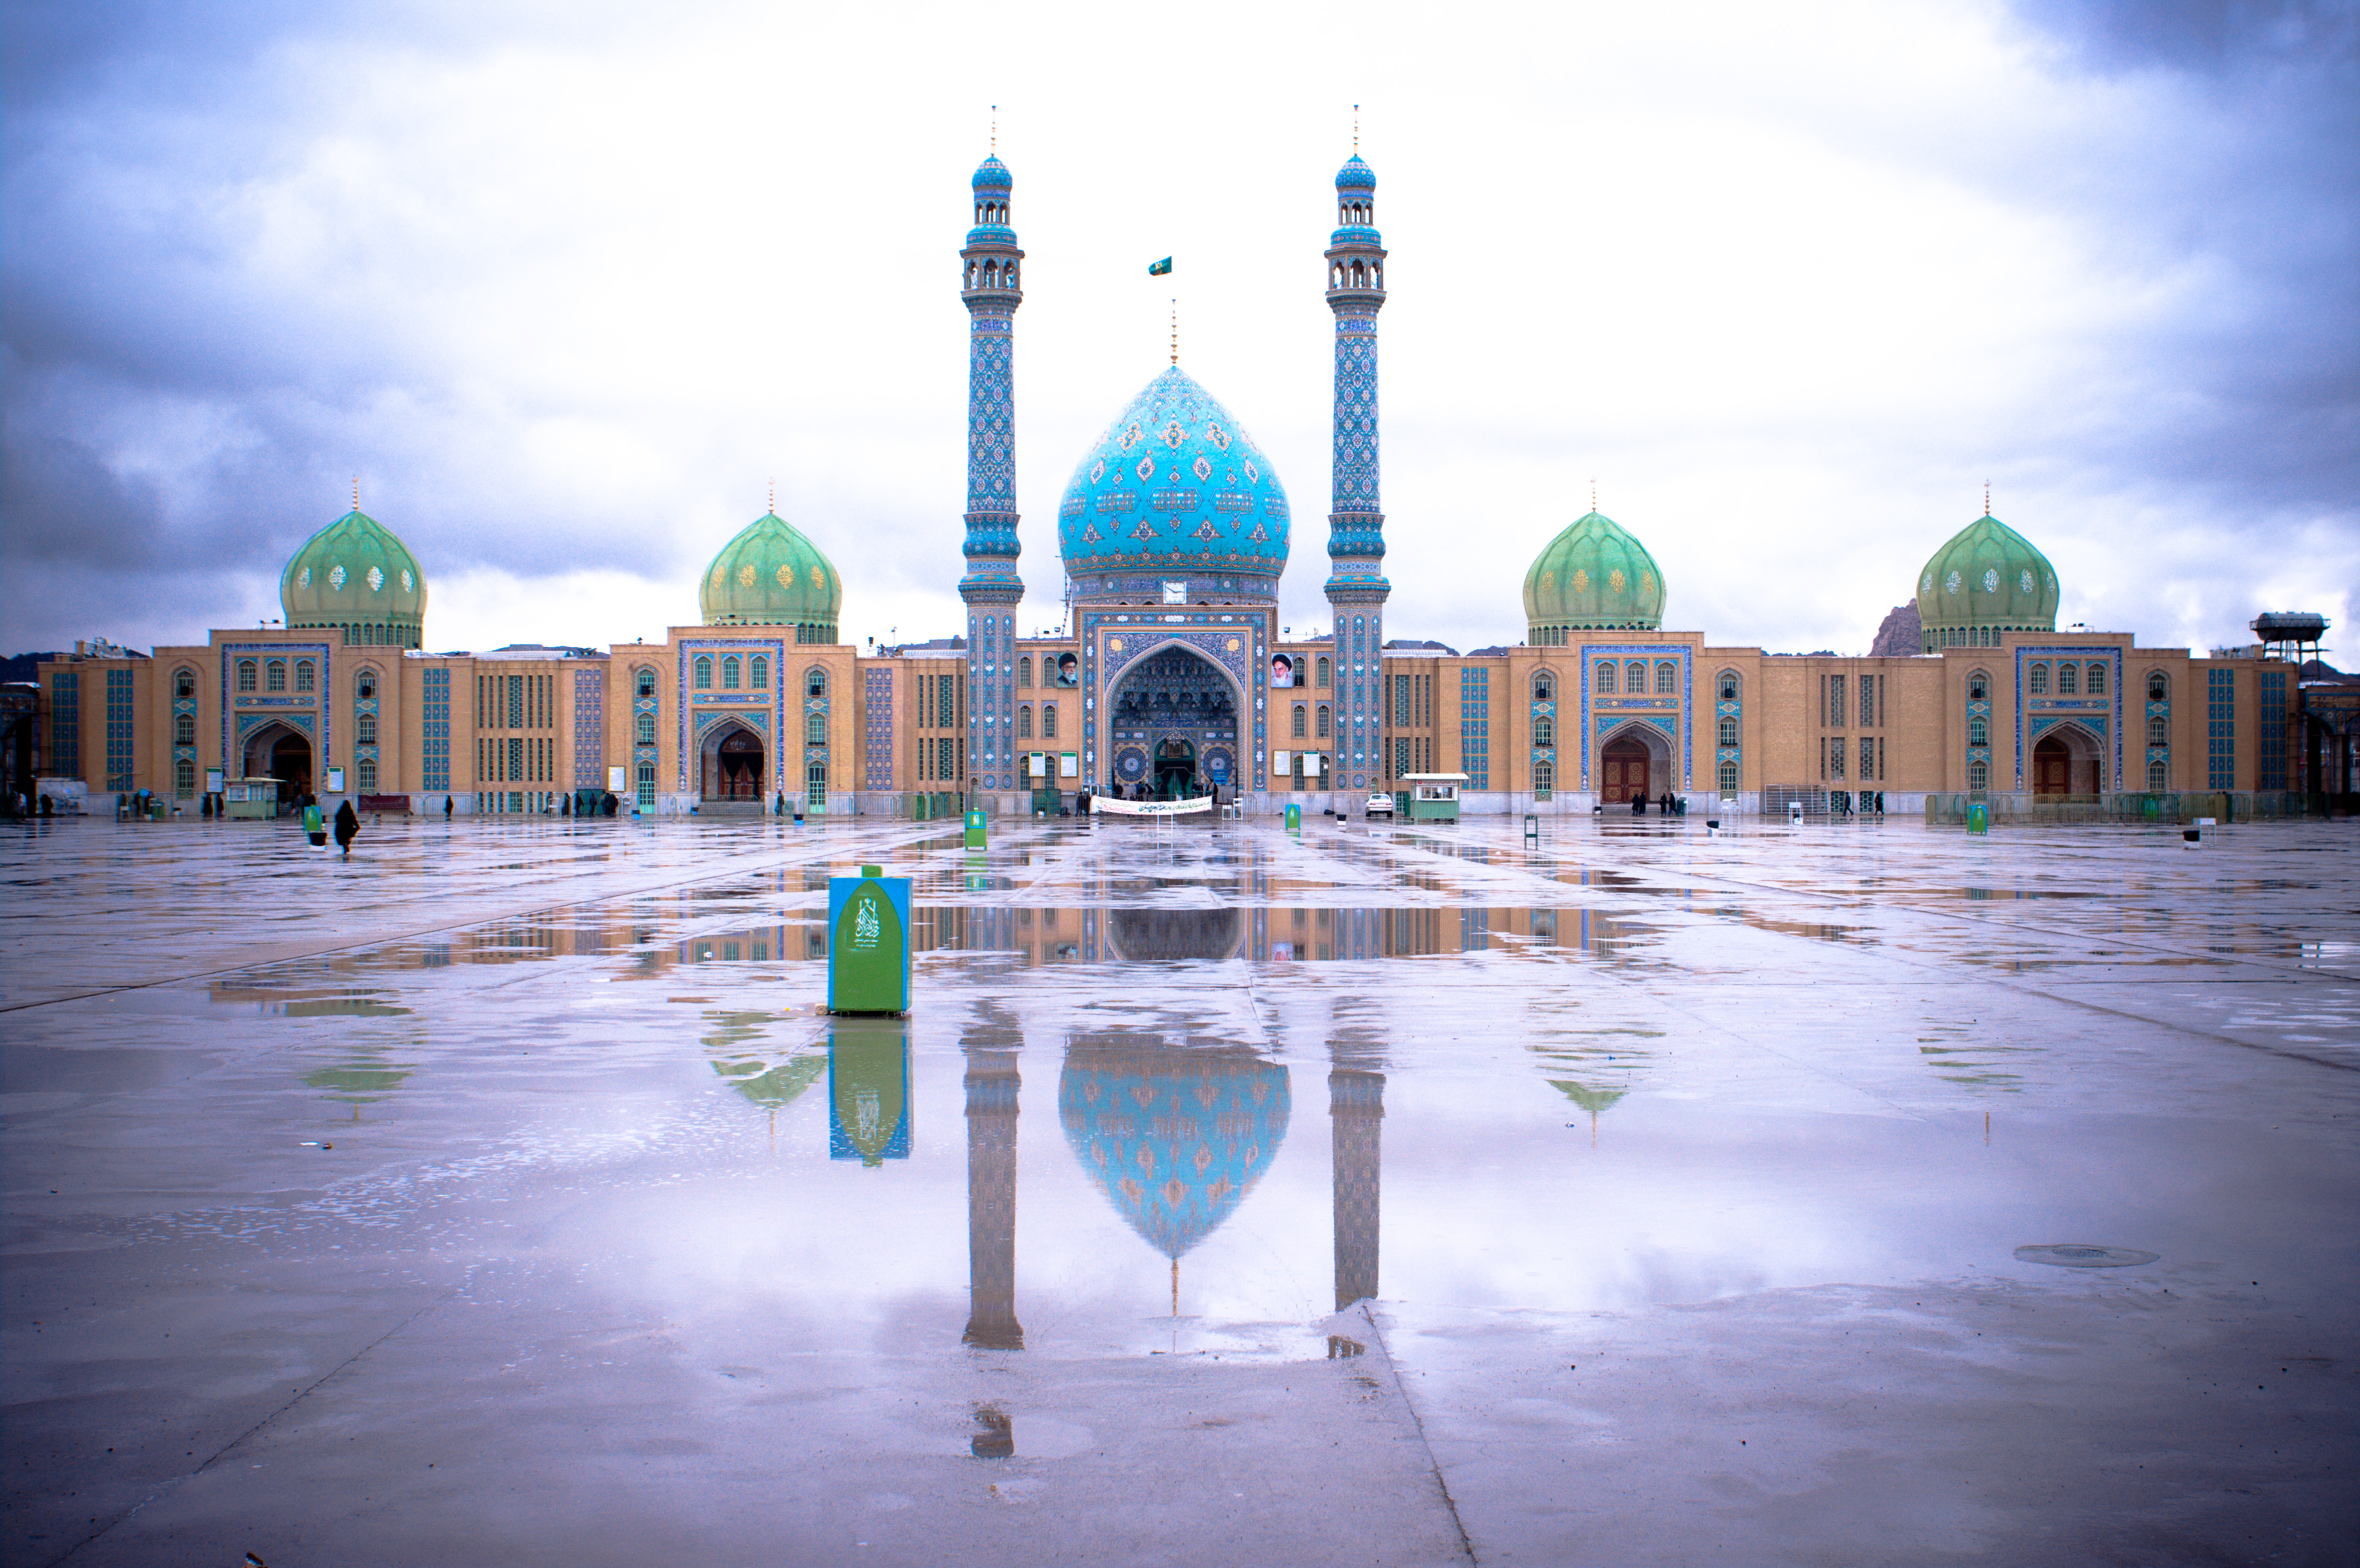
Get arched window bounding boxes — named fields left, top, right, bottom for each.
left=750, top=656, right=768, bottom=690
left=238, top=660, right=257, bottom=693
left=1969, top=759, right=1990, bottom=791
left=1535, top=760, right=1554, bottom=792
left=694, top=656, right=713, bottom=690
left=2029, top=663, right=2049, bottom=696
left=1317, top=704, right=1332, bottom=738
left=1533, top=672, right=1553, bottom=702
left=1655, top=661, right=1677, bottom=695
left=1718, top=672, right=1739, bottom=702
left=2056, top=662, right=2078, bottom=696
left=1292, top=704, right=1307, bottom=738
left=174, top=757, right=197, bottom=796
left=2148, top=715, right=2167, bottom=745
left=1717, top=715, right=1738, bottom=746
left=173, top=713, right=195, bottom=746
left=1969, top=673, right=1989, bottom=702
left=1969, top=715, right=1989, bottom=747
left=1042, top=703, right=1057, bottom=739
left=636, top=713, right=655, bottom=745
left=174, top=668, right=196, bottom=699
left=266, top=660, right=287, bottom=693
left=358, top=712, right=378, bottom=745
left=2147, top=759, right=2167, bottom=790
left=807, top=759, right=826, bottom=808
left=1596, top=661, right=1616, bottom=695
left=804, top=711, right=825, bottom=745
left=2147, top=671, right=2167, bottom=701
left=1534, top=716, right=1554, bottom=747
left=1316, top=657, right=1331, bottom=688
left=356, top=668, right=377, bottom=700
left=1018, top=705, right=1032, bottom=738
left=357, top=757, right=378, bottom=791
left=1717, top=758, right=1738, bottom=792
left=1626, top=660, right=1647, bottom=691
left=636, top=667, right=656, bottom=699
left=806, top=667, right=826, bottom=698
left=722, top=656, right=742, bottom=690
left=296, top=660, right=315, bottom=692
left=1017, top=657, right=1033, bottom=688
left=2086, top=662, right=2105, bottom=696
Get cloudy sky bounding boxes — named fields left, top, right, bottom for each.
left=5, top=0, right=2354, bottom=660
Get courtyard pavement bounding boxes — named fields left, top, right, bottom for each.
left=2, top=810, right=2354, bottom=1566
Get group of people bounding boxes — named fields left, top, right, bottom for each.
left=1630, top=792, right=1687, bottom=816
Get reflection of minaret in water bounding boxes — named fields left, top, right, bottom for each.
left=962, top=1007, right=1024, bottom=1351
left=1331, top=1066, right=1384, bottom=1311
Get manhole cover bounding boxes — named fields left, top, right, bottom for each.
left=2013, top=1244, right=2159, bottom=1268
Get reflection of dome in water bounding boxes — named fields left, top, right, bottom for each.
left=1059, top=1038, right=1289, bottom=1260
left=1106, top=907, right=1243, bottom=962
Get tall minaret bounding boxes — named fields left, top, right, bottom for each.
left=1324, top=139, right=1390, bottom=793
left=960, top=143, right=1025, bottom=799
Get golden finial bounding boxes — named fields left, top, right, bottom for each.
left=1591, top=478, right=1597, bottom=514
left=769, top=478, right=775, bottom=514
left=1353, top=104, right=1359, bottom=154
left=1984, top=479, right=1991, bottom=516
left=990, top=106, right=997, bottom=155
left=1170, top=300, right=1178, bottom=366
left=352, top=475, right=359, bottom=512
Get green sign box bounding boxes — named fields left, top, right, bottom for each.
left=827, top=863, right=912, bottom=1014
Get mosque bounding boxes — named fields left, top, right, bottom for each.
left=29, top=145, right=2325, bottom=817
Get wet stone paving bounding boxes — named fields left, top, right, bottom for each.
left=2, top=810, right=2355, bottom=1566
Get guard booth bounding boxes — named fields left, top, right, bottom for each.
left=222, top=777, right=279, bottom=820
left=1403, top=772, right=1467, bottom=824
left=827, top=863, right=912, bottom=1014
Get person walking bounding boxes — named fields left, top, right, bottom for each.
left=443, top=795, right=454, bottom=820
left=333, top=799, right=360, bottom=857
left=303, top=798, right=327, bottom=847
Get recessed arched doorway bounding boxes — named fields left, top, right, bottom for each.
left=1107, top=644, right=1240, bottom=799
left=700, top=721, right=767, bottom=803
left=2032, top=726, right=2104, bottom=795
left=1598, top=729, right=1661, bottom=803
left=1154, top=739, right=1197, bottom=798
left=242, top=722, right=313, bottom=802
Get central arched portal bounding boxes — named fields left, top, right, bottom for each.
left=2032, top=725, right=2104, bottom=795
left=1597, top=721, right=1673, bottom=804
left=242, top=722, right=313, bottom=802
left=700, top=721, right=767, bottom=803
left=1106, top=645, right=1240, bottom=799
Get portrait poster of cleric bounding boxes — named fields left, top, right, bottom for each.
left=1055, top=652, right=1079, bottom=688
left=1270, top=654, right=1295, bottom=689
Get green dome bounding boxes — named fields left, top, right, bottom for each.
left=1914, top=514, right=2057, bottom=650
left=700, top=511, right=842, bottom=639
left=1523, top=511, right=1665, bottom=643
left=280, top=509, right=427, bottom=649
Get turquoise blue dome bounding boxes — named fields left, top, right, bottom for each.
left=1056, top=366, right=1290, bottom=586
left=1336, top=154, right=1375, bottom=190
left=1059, top=1040, right=1290, bottom=1261
left=972, top=155, right=1011, bottom=190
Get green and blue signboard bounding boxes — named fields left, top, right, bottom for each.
left=827, top=863, right=911, bottom=1014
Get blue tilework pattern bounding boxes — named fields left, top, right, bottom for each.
left=864, top=668, right=894, bottom=791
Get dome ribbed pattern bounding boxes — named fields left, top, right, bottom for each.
left=280, top=510, right=427, bottom=648
left=1913, top=514, right=2058, bottom=651
left=1522, top=512, right=1665, bottom=641
left=700, top=511, right=843, bottom=639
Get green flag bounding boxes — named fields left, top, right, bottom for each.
left=1147, top=257, right=1172, bottom=276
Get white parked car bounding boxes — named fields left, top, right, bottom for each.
left=1364, top=791, right=1395, bottom=819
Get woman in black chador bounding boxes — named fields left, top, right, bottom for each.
left=333, top=799, right=360, bottom=857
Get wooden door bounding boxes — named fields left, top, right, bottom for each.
left=1601, top=737, right=1650, bottom=802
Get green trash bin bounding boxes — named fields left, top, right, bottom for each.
left=1967, top=801, right=1989, bottom=835
left=1284, top=802, right=1301, bottom=832
left=964, top=808, right=987, bottom=849
left=827, top=863, right=912, bottom=1014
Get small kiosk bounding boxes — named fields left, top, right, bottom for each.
left=1403, top=772, right=1467, bottom=824
left=222, top=777, right=280, bottom=820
